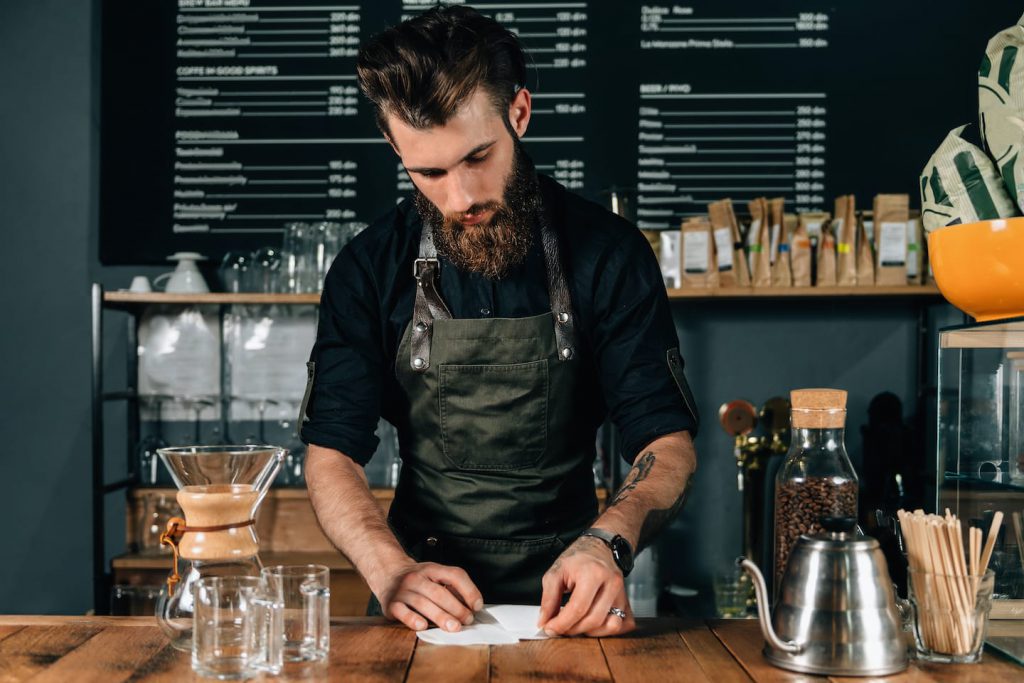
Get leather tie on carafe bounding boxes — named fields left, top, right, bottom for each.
left=158, top=517, right=257, bottom=594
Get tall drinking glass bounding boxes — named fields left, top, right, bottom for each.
left=192, top=576, right=283, bottom=680
left=261, top=564, right=331, bottom=662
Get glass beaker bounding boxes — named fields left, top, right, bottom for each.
left=156, top=445, right=285, bottom=652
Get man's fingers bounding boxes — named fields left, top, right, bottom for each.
left=424, top=564, right=484, bottom=612
left=586, top=608, right=637, bottom=637
left=389, top=602, right=428, bottom=631
left=538, top=569, right=566, bottom=627
left=416, top=576, right=475, bottom=625
left=543, top=578, right=600, bottom=635
left=567, top=582, right=619, bottom=636
left=397, top=590, right=465, bottom=632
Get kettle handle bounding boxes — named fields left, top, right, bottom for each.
left=736, top=557, right=804, bottom=655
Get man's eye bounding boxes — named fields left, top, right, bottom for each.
left=466, top=155, right=487, bottom=165
left=420, top=170, right=442, bottom=178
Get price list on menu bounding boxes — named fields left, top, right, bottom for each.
left=396, top=0, right=591, bottom=197
left=173, top=2, right=369, bottom=236
left=634, top=4, right=831, bottom=229
left=101, top=0, right=1010, bottom=263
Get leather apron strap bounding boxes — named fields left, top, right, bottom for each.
left=409, top=208, right=576, bottom=372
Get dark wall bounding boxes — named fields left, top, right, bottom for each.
left=0, top=0, right=962, bottom=615
left=0, top=0, right=97, bottom=613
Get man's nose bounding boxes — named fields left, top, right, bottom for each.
left=444, top=170, right=476, bottom=214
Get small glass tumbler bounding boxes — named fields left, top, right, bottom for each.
left=261, top=564, right=331, bottom=662
left=908, top=568, right=995, bottom=663
left=192, top=576, right=284, bottom=680
left=713, top=566, right=752, bottom=618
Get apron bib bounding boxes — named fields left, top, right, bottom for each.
left=388, top=200, right=597, bottom=604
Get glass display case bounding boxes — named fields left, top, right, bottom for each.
left=938, top=317, right=1024, bottom=663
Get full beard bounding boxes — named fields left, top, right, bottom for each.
left=413, top=141, right=540, bottom=280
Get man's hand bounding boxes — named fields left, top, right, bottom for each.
left=374, top=559, right=485, bottom=633
left=537, top=536, right=636, bottom=637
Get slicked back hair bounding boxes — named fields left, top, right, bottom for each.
left=356, top=4, right=527, bottom=139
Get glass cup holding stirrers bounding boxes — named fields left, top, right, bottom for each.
left=137, top=395, right=170, bottom=486
left=302, top=221, right=340, bottom=293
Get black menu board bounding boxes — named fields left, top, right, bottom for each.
left=100, top=1, right=1018, bottom=264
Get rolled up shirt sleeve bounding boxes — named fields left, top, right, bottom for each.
left=590, top=227, right=699, bottom=462
left=299, top=246, right=383, bottom=465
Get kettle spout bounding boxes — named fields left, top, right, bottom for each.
left=736, top=557, right=803, bottom=655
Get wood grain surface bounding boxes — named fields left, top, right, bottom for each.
left=0, top=616, right=1018, bottom=682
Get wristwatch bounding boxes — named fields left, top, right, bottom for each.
left=580, top=528, right=634, bottom=577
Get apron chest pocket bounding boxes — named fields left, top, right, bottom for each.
left=439, top=359, right=548, bottom=471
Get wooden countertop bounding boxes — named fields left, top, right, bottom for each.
left=1, top=615, right=1021, bottom=681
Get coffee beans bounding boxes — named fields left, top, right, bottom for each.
left=774, top=477, right=858, bottom=587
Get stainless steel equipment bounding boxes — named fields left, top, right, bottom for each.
left=739, top=517, right=908, bottom=676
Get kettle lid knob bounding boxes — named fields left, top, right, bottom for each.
left=820, top=516, right=857, bottom=534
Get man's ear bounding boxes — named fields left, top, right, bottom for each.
left=384, top=133, right=400, bottom=157
left=508, top=88, right=532, bottom=139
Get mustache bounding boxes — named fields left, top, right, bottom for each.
left=448, top=202, right=502, bottom=224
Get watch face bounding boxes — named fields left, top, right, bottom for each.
left=611, top=536, right=634, bottom=574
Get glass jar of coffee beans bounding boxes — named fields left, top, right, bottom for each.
left=773, top=389, right=859, bottom=593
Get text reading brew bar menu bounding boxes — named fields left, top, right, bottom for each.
left=173, top=1, right=373, bottom=236
left=634, top=4, right=831, bottom=228
left=397, top=1, right=590, bottom=198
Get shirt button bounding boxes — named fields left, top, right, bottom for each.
left=480, top=308, right=491, bottom=316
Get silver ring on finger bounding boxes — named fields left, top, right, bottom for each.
left=608, top=607, right=627, bottom=619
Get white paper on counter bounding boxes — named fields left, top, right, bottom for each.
left=805, top=221, right=823, bottom=240
left=414, top=605, right=550, bottom=646
left=416, top=623, right=519, bottom=646
left=769, top=223, right=781, bottom=264
left=484, top=604, right=549, bottom=640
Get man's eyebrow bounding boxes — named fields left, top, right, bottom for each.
left=406, top=140, right=497, bottom=174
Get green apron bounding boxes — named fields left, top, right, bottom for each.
left=387, top=199, right=597, bottom=604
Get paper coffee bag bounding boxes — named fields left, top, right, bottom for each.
left=816, top=220, right=837, bottom=287
left=906, top=216, right=923, bottom=284
left=708, top=199, right=750, bottom=287
left=873, top=194, right=910, bottom=286
left=834, top=195, right=858, bottom=286
left=681, top=217, right=718, bottom=288
left=747, top=198, right=771, bottom=288
left=920, top=124, right=1018, bottom=233
left=979, top=19, right=1024, bottom=208
left=855, top=210, right=875, bottom=286
left=792, top=215, right=813, bottom=287
left=771, top=205, right=792, bottom=287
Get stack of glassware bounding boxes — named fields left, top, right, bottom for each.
left=219, top=221, right=367, bottom=294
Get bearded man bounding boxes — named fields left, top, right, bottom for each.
left=300, top=4, right=699, bottom=637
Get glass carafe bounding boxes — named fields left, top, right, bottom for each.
left=773, top=389, right=858, bottom=593
left=155, top=445, right=284, bottom=652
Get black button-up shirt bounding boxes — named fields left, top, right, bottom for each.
left=300, top=175, right=698, bottom=465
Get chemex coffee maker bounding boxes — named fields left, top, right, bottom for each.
left=155, top=445, right=285, bottom=651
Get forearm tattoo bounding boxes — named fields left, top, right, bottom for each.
left=637, top=477, right=692, bottom=551
left=608, top=450, right=693, bottom=551
left=608, top=451, right=655, bottom=507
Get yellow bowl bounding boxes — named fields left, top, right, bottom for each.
left=928, top=217, right=1024, bottom=322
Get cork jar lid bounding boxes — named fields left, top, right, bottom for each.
left=790, top=388, right=847, bottom=428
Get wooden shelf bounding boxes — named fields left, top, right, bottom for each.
left=104, top=285, right=943, bottom=307
left=103, top=292, right=321, bottom=306
left=666, top=284, right=943, bottom=299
